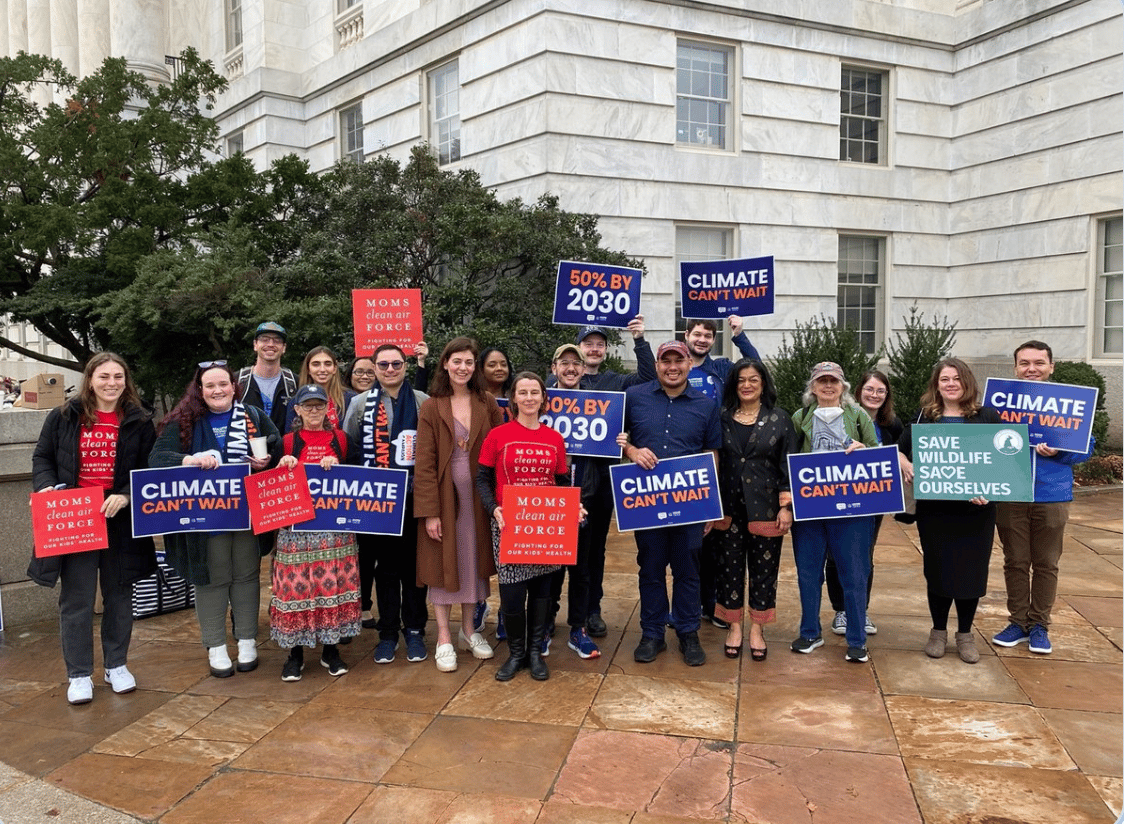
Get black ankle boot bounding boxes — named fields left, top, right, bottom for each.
left=528, top=598, right=551, bottom=681
left=494, top=611, right=527, bottom=682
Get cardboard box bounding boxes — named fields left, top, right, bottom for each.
left=22, top=373, right=65, bottom=409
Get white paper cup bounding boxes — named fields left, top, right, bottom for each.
left=249, top=436, right=268, bottom=459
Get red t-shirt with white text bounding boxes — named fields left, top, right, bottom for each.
left=78, top=410, right=119, bottom=490
left=478, top=421, right=568, bottom=506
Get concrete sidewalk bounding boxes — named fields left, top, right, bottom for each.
left=0, top=490, right=1119, bottom=823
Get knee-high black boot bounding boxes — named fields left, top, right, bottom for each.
left=494, top=611, right=527, bottom=681
left=528, top=598, right=551, bottom=681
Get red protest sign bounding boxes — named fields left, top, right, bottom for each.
left=353, top=288, right=423, bottom=357
left=244, top=464, right=315, bottom=534
left=31, top=488, right=108, bottom=558
left=499, top=486, right=580, bottom=565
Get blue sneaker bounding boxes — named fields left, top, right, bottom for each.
left=473, top=601, right=489, bottom=633
left=567, top=628, right=601, bottom=659
left=991, top=623, right=1029, bottom=647
left=404, top=630, right=427, bottom=662
left=373, top=638, right=397, bottom=664
left=496, top=611, right=507, bottom=642
left=1028, top=624, right=1052, bottom=654
left=541, top=634, right=551, bottom=657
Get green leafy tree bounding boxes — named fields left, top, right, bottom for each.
left=268, top=146, right=643, bottom=372
left=1051, top=360, right=1110, bottom=455
left=768, top=315, right=882, bottom=414
left=886, top=304, right=957, bottom=419
left=0, top=49, right=314, bottom=374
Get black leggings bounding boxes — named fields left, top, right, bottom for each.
left=928, top=591, right=979, bottom=634
left=499, top=573, right=553, bottom=614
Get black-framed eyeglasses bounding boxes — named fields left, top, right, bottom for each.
left=198, top=360, right=228, bottom=369
left=376, top=360, right=405, bottom=371
left=352, top=369, right=377, bottom=377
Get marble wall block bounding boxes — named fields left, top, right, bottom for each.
left=742, top=42, right=839, bottom=89
left=896, top=99, right=954, bottom=139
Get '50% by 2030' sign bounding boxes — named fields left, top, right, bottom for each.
left=552, top=260, right=642, bottom=329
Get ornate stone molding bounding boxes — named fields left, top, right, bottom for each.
left=336, top=4, right=363, bottom=51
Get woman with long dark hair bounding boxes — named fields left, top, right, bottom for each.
left=30, top=353, right=157, bottom=704
left=414, top=337, right=504, bottom=672
left=898, top=357, right=1000, bottom=664
left=711, top=359, right=797, bottom=661
left=150, top=362, right=280, bottom=678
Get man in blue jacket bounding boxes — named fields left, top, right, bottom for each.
left=684, top=315, right=761, bottom=401
left=991, top=341, right=1094, bottom=655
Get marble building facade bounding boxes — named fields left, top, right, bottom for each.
left=3, top=0, right=1122, bottom=439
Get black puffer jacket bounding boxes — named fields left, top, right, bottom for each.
left=28, top=398, right=158, bottom=587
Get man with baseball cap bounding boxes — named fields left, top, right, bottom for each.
left=621, top=340, right=721, bottom=666
left=237, top=322, right=296, bottom=433
left=562, top=316, right=656, bottom=639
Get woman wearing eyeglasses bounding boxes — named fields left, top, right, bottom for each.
left=150, top=361, right=281, bottom=678
left=824, top=369, right=904, bottom=640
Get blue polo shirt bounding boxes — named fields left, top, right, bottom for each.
left=624, top=381, right=722, bottom=458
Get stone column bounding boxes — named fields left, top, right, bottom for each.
left=7, top=0, right=28, bottom=55
left=76, top=0, right=110, bottom=78
left=110, top=0, right=169, bottom=83
left=50, top=0, right=78, bottom=76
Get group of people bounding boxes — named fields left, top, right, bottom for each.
left=30, top=315, right=1091, bottom=703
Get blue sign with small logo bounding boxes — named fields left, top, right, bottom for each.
left=553, top=260, right=643, bottom=328
left=130, top=464, right=251, bottom=537
left=680, top=255, right=774, bottom=319
left=983, top=378, right=1098, bottom=453
left=292, top=465, right=410, bottom=534
left=610, top=453, right=722, bottom=532
left=788, top=446, right=904, bottom=521
left=540, top=389, right=625, bottom=459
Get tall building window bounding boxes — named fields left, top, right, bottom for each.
left=1096, top=216, right=1122, bottom=357
left=838, top=235, right=884, bottom=355
left=340, top=104, right=364, bottom=163
left=840, top=66, right=887, bottom=164
left=676, top=226, right=734, bottom=354
left=428, top=60, right=461, bottom=165
left=226, top=0, right=243, bottom=52
left=226, top=131, right=244, bottom=157
left=338, top=0, right=359, bottom=10
left=676, top=41, right=733, bottom=150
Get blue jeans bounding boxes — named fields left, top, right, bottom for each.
left=791, top=517, right=874, bottom=650
left=634, top=523, right=704, bottom=638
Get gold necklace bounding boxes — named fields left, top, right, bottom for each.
left=734, top=406, right=761, bottom=424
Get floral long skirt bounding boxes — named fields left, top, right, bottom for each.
left=270, top=527, right=361, bottom=648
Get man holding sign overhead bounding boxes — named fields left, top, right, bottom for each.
left=992, top=341, right=1094, bottom=655
left=621, top=341, right=721, bottom=667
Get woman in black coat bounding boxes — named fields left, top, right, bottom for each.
left=30, top=353, right=156, bottom=705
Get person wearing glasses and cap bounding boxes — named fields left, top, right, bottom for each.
left=562, top=317, right=655, bottom=640
left=237, top=321, right=297, bottom=433
left=620, top=340, right=722, bottom=667
left=342, top=343, right=431, bottom=664
left=151, top=361, right=281, bottom=679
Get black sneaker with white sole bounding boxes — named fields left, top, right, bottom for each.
left=281, top=657, right=304, bottom=682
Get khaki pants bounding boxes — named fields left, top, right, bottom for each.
left=995, top=501, right=1069, bottom=629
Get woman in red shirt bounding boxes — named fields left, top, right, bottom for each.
left=476, top=371, right=578, bottom=682
left=272, top=384, right=361, bottom=681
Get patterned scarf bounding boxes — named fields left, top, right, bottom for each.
left=223, top=401, right=254, bottom=461
left=360, top=387, right=418, bottom=469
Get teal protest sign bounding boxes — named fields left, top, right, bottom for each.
left=912, top=423, right=1034, bottom=502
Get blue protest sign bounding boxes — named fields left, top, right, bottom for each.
left=291, top=465, right=410, bottom=534
left=788, top=446, right=904, bottom=521
left=610, top=453, right=722, bottom=532
left=130, top=464, right=251, bottom=537
left=680, top=255, right=774, bottom=319
left=540, top=389, right=625, bottom=459
left=553, top=260, right=643, bottom=329
left=912, top=423, right=1034, bottom=502
left=983, top=378, right=1098, bottom=453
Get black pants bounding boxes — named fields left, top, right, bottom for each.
left=548, top=523, right=592, bottom=630
left=583, top=468, right=614, bottom=615
left=500, top=573, right=553, bottom=614
left=358, top=515, right=428, bottom=640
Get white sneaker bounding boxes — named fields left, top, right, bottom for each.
left=458, top=629, right=494, bottom=659
left=104, top=665, right=136, bottom=694
left=208, top=645, right=234, bottom=678
left=435, top=642, right=458, bottom=672
left=67, top=676, right=93, bottom=704
left=864, top=618, right=878, bottom=635
left=831, top=611, right=847, bottom=635
left=236, top=639, right=259, bottom=672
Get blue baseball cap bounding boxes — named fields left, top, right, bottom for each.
left=292, top=384, right=328, bottom=405
left=576, top=326, right=608, bottom=344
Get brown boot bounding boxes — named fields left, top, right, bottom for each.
left=924, top=629, right=947, bottom=659
left=955, top=631, right=980, bottom=664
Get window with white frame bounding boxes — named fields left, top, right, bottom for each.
left=840, top=66, right=887, bottom=164
left=340, top=104, right=364, bottom=163
left=226, top=131, right=244, bottom=157
left=1096, top=216, right=1122, bottom=357
left=838, top=235, right=884, bottom=355
left=338, top=0, right=360, bottom=11
left=226, top=0, right=243, bottom=52
left=676, top=41, right=733, bottom=150
left=428, top=60, right=461, bottom=165
left=676, top=226, right=734, bottom=354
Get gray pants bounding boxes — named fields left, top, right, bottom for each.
left=194, top=531, right=260, bottom=648
left=58, top=549, right=133, bottom=678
